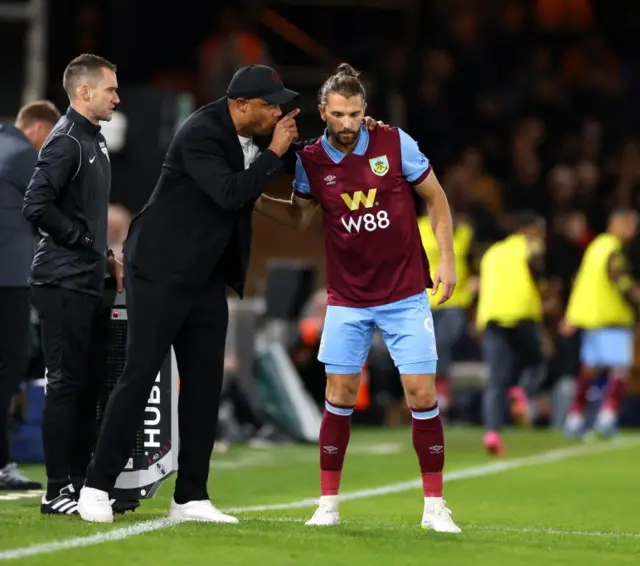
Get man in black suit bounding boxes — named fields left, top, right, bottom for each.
left=78, top=65, right=319, bottom=523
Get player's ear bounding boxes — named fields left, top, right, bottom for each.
left=363, top=101, right=368, bottom=115
left=318, top=104, right=326, bottom=122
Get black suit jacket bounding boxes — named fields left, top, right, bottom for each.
left=124, top=97, right=309, bottom=297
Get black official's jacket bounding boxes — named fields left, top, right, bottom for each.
left=23, top=107, right=111, bottom=296
left=125, top=97, right=310, bottom=297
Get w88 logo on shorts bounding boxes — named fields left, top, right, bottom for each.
left=341, top=211, right=390, bottom=233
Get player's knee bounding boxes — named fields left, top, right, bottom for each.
left=326, top=372, right=360, bottom=405
left=401, top=373, right=437, bottom=408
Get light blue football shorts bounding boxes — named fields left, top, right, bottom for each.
left=580, top=327, right=634, bottom=368
left=318, top=291, right=438, bottom=375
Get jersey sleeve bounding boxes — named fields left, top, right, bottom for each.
left=292, top=155, right=314, bottom=200
left=398, top=128, right=432, bottom=185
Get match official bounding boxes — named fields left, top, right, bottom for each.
left=0, top=101, right=60, bottom=491
left=22, top=54, right=123, bottom=515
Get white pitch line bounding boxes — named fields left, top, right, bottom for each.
left=0, top=437, right=638, bottom=561
left=223, top=437, right=640, bottom=513
left=249, top=516, right=640, bottom=539
left=467, top=524, right=640, bottom=539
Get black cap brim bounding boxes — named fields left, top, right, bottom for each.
left=262, top=88, right=300, bottom=105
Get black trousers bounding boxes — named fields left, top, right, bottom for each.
left=0, top=288, right=32, bottom=469
left=482, top=320, right=545, bottom=431
left=31, top=286, right=108, bottom=494
left=86, top=262, right=228, bottom=504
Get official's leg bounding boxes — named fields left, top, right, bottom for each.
left=375, top=292, right=459, bottom=533
left=70, top=299, right=110, bottom=490
left=31, top=286, right=98, bottom=504
left=80, top=270, right=190, bottom=523
left=305, top=304, right=373, bottom=526
left=0, top=288, right=40, bottom=490
left=481, top=323, right=515, bottom=454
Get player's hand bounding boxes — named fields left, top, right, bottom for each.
left=363, top=116, right=386, bottom=130
left=108, top=255, right=125, bottom=292
left=558, top=318, right=576, bottom=337
left=269, top=109, right=300, bottom=157
left=432, top=260, right=457, bottom=305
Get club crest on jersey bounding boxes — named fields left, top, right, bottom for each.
left=369, top=155, right=389, bottom=176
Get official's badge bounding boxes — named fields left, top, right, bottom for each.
left=369, top=155, right=389, bottom=176
left=99, top=141, right=110, bottom=161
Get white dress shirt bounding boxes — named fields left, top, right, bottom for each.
left=237, top=135, right=260, bottom=170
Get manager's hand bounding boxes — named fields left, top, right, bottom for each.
left=108, top=255, right=125, bottom=293
left=268, top=109, right=300, bottom=157
left=363, top=116, right=386, bottom=130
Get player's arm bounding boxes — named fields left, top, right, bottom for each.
left=399, top=130, right=454, bottom=263
left=400, top=130, right=456, bottom=302
left=280, top=138, right=318, bottom=174
left=525, top=239, right=560, bottom=314
left=254, top=155, right=319, bottom=230
left=22, top=134, right=89, bottom=248
left=414, top=169, right=455, bottom=262
left=526, top=239, right=546, bottom=284
left=607, top=250, right=640, bottom=309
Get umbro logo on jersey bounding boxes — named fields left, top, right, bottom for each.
left=324, top=175, right=336, bottom=185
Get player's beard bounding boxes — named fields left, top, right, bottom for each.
left=330, top=127, right=360, bottom=151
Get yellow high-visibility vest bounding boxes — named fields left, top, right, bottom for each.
left=476, top=234, right=542, bottom=330
left=565, top=233, right=634, bottom=329
left=418, top=218, right=474, bottom=309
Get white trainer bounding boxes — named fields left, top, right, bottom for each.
left=168, top=499, right=239, bottom=523
left=564, top=411, right=586, bottom=438
left=305, top=496, right=340, bottom=527
left=594, top=407, right=618, bottom=437
left=421, top=498, right=461, bottom=533
left=78, top=487, right=114, bottom=523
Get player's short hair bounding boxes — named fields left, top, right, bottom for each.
left=63, top=54, right=117, bottom=98
left=319, top=63, right=366, bottom=105
left=15, top=100, right=61, bottom=127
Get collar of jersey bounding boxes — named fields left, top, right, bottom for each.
left=320, top=125, right=369, bottom=163
left=66, top=106, right=101, bottom=137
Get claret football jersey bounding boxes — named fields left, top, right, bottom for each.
left=294, top=125, right=433, bottom=307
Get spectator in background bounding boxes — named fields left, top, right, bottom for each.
left=0, top=100, right=60, bottom=490
left=459, top=147, right=503, bottom=216
left=198, top=8, right=273, bottom=103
